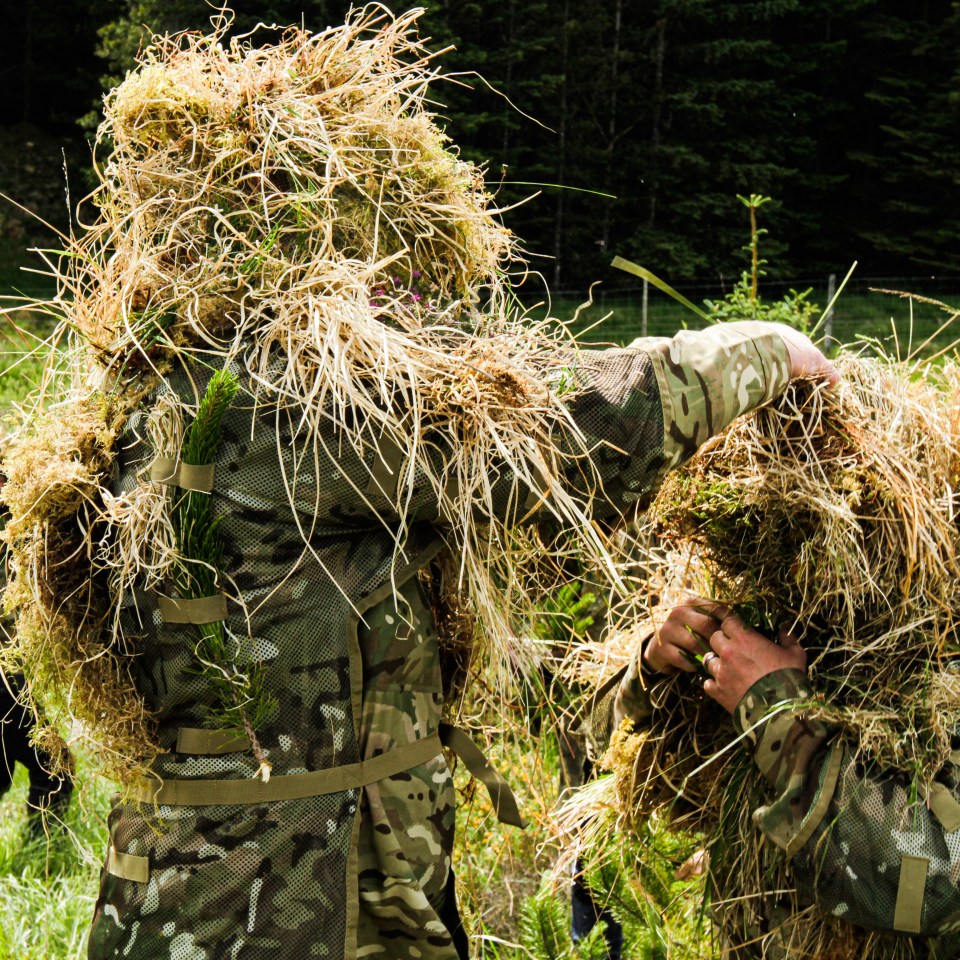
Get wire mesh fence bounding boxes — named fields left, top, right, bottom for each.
left=519, top=275, right=960, bottom=355
left=3, top=269, right=960, bottom=359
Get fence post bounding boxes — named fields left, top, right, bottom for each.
left=823, top=273, right=836, bottom=347
left=641, top=277, right=649, bottom=337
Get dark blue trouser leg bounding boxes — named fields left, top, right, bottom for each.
left=571, top=857, right=623, bottom=959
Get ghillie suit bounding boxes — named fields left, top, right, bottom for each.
left=564, top=356, right=960, bottom=960
left=1, top=7, right=798, bottom=960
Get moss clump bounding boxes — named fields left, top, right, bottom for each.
left=2, top=392, right=161, bottom=780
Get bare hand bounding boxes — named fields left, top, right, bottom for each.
left=772, top=324, right=839, bottom=386
left=643, top=599, right=726, bottom=674
left=701, top=606, right=807, bottom=713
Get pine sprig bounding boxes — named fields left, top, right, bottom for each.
left=172, top=369, right=237, bottom=600
left=183, top=371, right=240, bottom=465
left=171, top=369, right=276, bottom=780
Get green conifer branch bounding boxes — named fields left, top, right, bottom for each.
left=171, top=369, right=277, bottom=779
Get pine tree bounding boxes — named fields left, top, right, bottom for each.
left=614, top=0, right=874, bottom=283
left=94, top=1, right=349, bottom=81
left=845, top=1, right=960, bottom=272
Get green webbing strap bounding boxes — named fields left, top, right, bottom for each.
left=365, top=435, right=404, bottom=502
left=106, top=845, right=149, bottom=884
left=150, top=456, right=216, bottom=494
left=176, top=727, right=250, bottom=755
left=439, top=723, right=527, bottom=829
left=131, top=732, right=443, bottom=806
left=893, top=854, right=928, bottom=934
left=921, top=781, right=960, bottom=834
left=157, top=593, right=228, bottom=625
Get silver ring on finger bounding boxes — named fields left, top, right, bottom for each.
left=703, top=652, right=719, bottom=669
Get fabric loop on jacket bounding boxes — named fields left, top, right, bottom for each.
left=920, top=780, right=960, bottom=833
left=106, top=845, right=149, bottom=884
left=156, top=593, right=228, bottom=624
left=150, top=456, right=216, bottom=493
left=175, top=727, right=251, bottom=755
left=365, top=434, right=404, bottom=502
left=893, top=855, right=929, bottom=934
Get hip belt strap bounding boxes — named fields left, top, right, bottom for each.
left=439, top=722, right=527, bottom=829
left=132, top=732, right=442, bottom=806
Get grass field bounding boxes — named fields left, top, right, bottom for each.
left=0, top=762, right=109, bottom=959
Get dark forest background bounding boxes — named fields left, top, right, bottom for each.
left=0, top=0, right=958, bottom=292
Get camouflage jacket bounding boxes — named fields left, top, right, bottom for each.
left=734, top=669, right=960, bottom=957
left=600, top=659, right=960, bottom=958
left=89, top=321, right=790, bottom=960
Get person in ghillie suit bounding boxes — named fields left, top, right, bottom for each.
left=0, top=470, right=73, bottom=839
left=0, top=9, right=834, bottom=960
left=589, top=605, right=960, bottom=959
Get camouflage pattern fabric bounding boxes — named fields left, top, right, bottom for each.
left=733, top=668, right=836, bottom=854
left=604, top=667, right=960, bottom=953
left=732, top=668, right=960, bottom=953
left=90, top=322, right=794, bottom=959
left=354, top=577, right=460, bottom=958
left=561, top=321, right=790, bottom=515
left=629, top=320, right=791, bottom=480
left=89, top=360, right=456, bottom=960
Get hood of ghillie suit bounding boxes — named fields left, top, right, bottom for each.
left=0, top=8, right=612, bottom=783
left=86, top=8, right=514, bottom=366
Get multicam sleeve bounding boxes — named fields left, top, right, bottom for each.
left=733, top=668, right=960, bottom=939
left=564, top=321, right=791, bottom=515
left=630, top=320, right=792, bottom=477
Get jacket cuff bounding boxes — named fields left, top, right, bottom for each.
left=630, top=321, right=791, bottom=477
left=733, top=668, right=831, bottom=790
left=612, top=643, right=655, bottom=731
left=733, top=668, right=844, bottom=854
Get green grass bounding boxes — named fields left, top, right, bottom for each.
left=450, top=697, right=713, bottom=960
left=0, top=761, right=110, bottom=959
left=0, top=314, right=54, bottom=415
left=0, top=236, right=61, bottom=414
